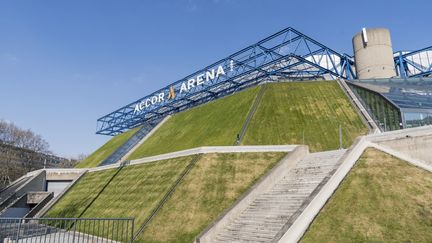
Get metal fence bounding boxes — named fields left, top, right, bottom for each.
left=0, top=218, right=134, bottom=243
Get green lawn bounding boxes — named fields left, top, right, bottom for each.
left=76, top=126, right=141, bottom=168
left=46, top=152, right=286, bottom=242
left=48, top=156, right=191, bottom=234
left=78, top=157, right=191, bottom=232
left=301, top=148, right=432, bottom=242
left=46, top=169, right=117, bottom=218
left=133, top=152, right=286, bottom=243
left=242, top=81, right=368, bottom=151
left=84, top=81, right=367, bottom=161
left=127, top=87, right=259, bottom=159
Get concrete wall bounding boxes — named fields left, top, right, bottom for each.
left=91, top=145, right=298, bottom=172
left=45, top=169, right=83, bottom=181
left=11, top=171, right=46, bottom=200
left=26, top=192, right=53, bottom=218
left=377, top=134, right=432, bottom=164
left=353, top=28, right=396, bottom=79
left=0, top=171, right=46, bottom=212
left=27, top=192, right=51, bottom=204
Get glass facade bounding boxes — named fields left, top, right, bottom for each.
left=347, top=77, right=432, bottom=131
left=348, top=83, right=402, bottom=131
left=403, top=110, right=432, bottom=128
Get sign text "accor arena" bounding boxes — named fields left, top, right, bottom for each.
left=133, top=61, right=234, bottom=114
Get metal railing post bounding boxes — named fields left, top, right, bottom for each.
left=1, top=217, right=135, bottom=242
left=15, top=219, right=22, bottom=242
left=131, top=219, right=135, bottom=243
left=72, top=218, right=77, bottom=242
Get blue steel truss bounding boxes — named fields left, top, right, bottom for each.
left=395, top=46, right=432, bottom=78
left=96, top=27, right=356, bottom=135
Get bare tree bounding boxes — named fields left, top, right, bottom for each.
left=0, top=119, right=56, bottom=187
left=0, top=119, right=50, bottom=153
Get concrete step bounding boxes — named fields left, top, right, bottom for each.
left=216, top=231, right=274, bottom=243
left=225, top=225, right=280, bottom=236
left=240, top=212, right=296, bottom=218
left=228, top=222, right=283, bottom=232
left=213, top=149, right=346, bottom=242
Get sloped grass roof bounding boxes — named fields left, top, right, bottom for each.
left=76, top=126, right=141, bottom=168
left=302, top=148, right=432, bottom=242
left=243, top=81, right=368, bottom=151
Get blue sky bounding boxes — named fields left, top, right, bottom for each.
left=0, top=0, right=430, bottom=158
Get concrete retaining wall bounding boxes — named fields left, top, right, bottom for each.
left=27, top=192, right=51, bottom=204
left=45, top=169, right=84, bottom=181
left=11, top=171, right=46, bottom=199
left=376, top=135, right=432, bottom=164
left=90, top=145, right=298, bottom=172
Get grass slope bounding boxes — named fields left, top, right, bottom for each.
left=243, top=81, right=368, bottom=151
left=302, top=148, right=432, bottom=242
left=79, top=157, right=191, bottom=231
left=48, top=156, right=191, bottom=234
left=47, top=152, right=285, bottom=242
left=46, top=169, right=117, bottom=218
left=127, top=87, right=259, bottom=159
left=136, top=152, right=286, bottom=243
left=76, top=126, right=141, bottom=168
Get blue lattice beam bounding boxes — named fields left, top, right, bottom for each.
left=395, top=46, right=432, bottom=78
left=96, top=27, right=355, bottom=135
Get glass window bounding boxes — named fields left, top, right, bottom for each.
left=403, top=111, right=432, bottom=128
left=348, top=83, right=402, bottom=131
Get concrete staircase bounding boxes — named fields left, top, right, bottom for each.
left=99, top=119, right=163, bottom=167
left=0, top=171, right=46, bottom=213
left=213, top=149, right=346, bottom=243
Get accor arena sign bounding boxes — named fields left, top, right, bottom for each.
left=134, top=62, right=234, bottom=114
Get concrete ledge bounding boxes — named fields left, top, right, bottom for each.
left=369, top=142, right=432, bottom=172
left=366, top=125, right=432, bottom=142
left=196, top=145, right=308, bottom=243
left=45, top=169, right=85, bottom=181
left=337, top=79, right=380, bottom=134
left=10, top=170, right=46, bottom=199
left=278, top=137, right=369, bottom=243
left=25, top=192, right=54, bottom=218
left=90, top=145, right=299, bottom=172
left=0, top=174, right=31, bottom=195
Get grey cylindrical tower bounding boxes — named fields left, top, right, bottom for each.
left=353, top=28, right=396, bottom=79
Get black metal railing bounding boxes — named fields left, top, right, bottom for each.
left=235, top=84, right=267, bottom=145
left=0, top=217, right=134, bottom=242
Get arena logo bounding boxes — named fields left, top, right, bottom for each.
left=134, top=62, right=234, bottom=114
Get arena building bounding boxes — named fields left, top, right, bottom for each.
left=96, top=27, right=432, bottom=136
